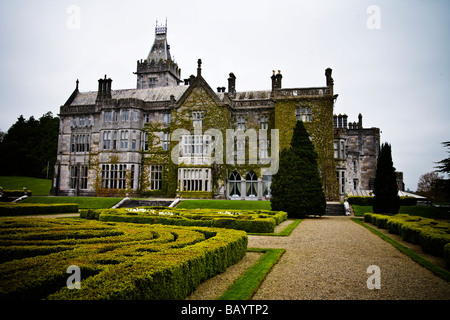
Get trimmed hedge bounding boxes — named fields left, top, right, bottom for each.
left=364, top=213, right=450, bottom=257
left=81, top=207, right=288, bottom=234
left=0, top=203, right=79, bottom=216
left=349, top=196, right=417, bottom=206
left=0, top=218, right=247, bottom=300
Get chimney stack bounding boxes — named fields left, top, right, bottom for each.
left=228, top=73, right=236, bottom=97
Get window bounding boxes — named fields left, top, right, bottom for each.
left=334, top=140, right=345, bottom=159
left=120, top=130, right=128, bottom=149
left=101, top=164, right=128, bottom=190
left=237, top=116, right=246, bottom=130
left=80, top=166, right=88, bottom=189
left=113, top=131, right=118, bottom=150
left=337, top=170, right=345, bottom=194
left=132, top=131, right=137, bottom=150
left=260, top=116, right=268, bottom=129
left=71, top=134, right=90, bottom=152
left=121, top=110, right=130, bottom=121
left=144, top=133, right=149, bottom=151
left=101, top=164, right=109, bottom=188
left=229, top=170, right=241, bottom=197
left=192, top=111, right=203, bottom=127
left=70, top=166, right=78, bottom=189
left=143, top=113, right=150, bottom=123
left=181, top=135, right=210, bottom=156
left=259, top=139, right=268, bottom=159
left=149, top=165, right=163, bottom=190
left=180, top=168, right=208, bottom=191
left=163, top=132, right=170, bottom=151
left=296, top=107, right=312, bottom=122
left=104, top=111, right=112, bottom=122
left=246, top=171, right=258, bottom=197
left=334, top=141, right=339, bottom=159
left=130, top=165, right=135, bottom=189
left=132, top=110, right=138, bottom=122
left=163, top=112, right=171, bottom=124
left=103, top=131, right=111, bottom=150
left=262, top=172, right=272, bottom=197
left=113, top=111, right=118, bottom=122
left=118, top=164, right=126, bottom=189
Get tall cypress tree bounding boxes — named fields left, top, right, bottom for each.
left=270, top=121, right=326, bottom=218
left=373, top=143, right=400, bottom=214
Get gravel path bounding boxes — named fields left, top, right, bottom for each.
left=249, top=216, right=450, bottom=300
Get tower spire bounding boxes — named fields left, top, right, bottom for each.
left=135, top=19, right=181, bottom=89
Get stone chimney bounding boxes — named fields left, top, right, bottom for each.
left=275, top=70, right=282, bottom=89
left=325, top=68, right=334, bottom=95
left=228, top=73, right=236, bottom=97
left=96, top=75, right=112, bottom=102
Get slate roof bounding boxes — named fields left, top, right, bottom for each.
left=70, top=86, right=189, bottom=106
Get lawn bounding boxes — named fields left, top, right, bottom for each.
left=0, top=176, right=52, bottom=196
left=351, top=204, right=450, bottom=220
left=21, top=196, right=121, bottom=209
left=177, top=199, right=272, bottom=211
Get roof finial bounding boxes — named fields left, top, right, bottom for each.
left=76, top=79, right=79, bottom=89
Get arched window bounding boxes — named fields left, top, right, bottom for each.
left=246, top=171, right=258, bottom=197
left=229, top=170, right=241, bottom=197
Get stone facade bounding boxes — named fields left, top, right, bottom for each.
left=52, top=23, right=384, bottom=201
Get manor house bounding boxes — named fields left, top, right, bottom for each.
left=52, top=22, right=383, bottom=201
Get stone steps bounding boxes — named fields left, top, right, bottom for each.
left=326, top=203, right=345, bottom=216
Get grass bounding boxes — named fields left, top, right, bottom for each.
left=20, top=196, right=121, bottom=209
left=218, top=248, right=285, bottom=300
left=249, top=219, right=302, bottom=236
left=0, top=176, right=52, bottom=196
left=351, top=205, right=449, bottom=220
left=351, top=218, right=450, bottom=282
left=177, top=199, right=272, bottom=211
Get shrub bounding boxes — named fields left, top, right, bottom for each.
left=0, top=218, right=247, bottom=300
left=444, top=243, right=450, bottom=268
left=83, top=207, right=287, bottom=233
left=0, top=203, right=78, bottom=216
left=364, top=213, right=450, bottom=258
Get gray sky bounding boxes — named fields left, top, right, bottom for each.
left=0, top=0, right=449, bottom=191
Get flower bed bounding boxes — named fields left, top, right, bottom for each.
left=364, top=213, right=450, bottom=258
left=80, top=207, right=288, bottom=233
left=0, top=218, right=247, bottom=300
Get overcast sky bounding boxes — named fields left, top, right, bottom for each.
left=0, top=0, right=449, bottom=191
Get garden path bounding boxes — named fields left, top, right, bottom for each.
left=248, top=216, right=450, bottom=300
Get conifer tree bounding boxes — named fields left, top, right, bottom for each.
left=373, top=142, right=400, bottom=214
left=270, top=121, right=326, bottom=218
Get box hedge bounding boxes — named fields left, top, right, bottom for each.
left=349, top=196, right=417, bottom=206
left=364, top=213, right=450, bottom=257
left=0, top=218, right=247, bottom=300
left=81, top=207, right=287, bottom=233
left=0, top=203, right=79, bottom=216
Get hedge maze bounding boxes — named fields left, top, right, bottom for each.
left=0, top=218, right=247, bottom=300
